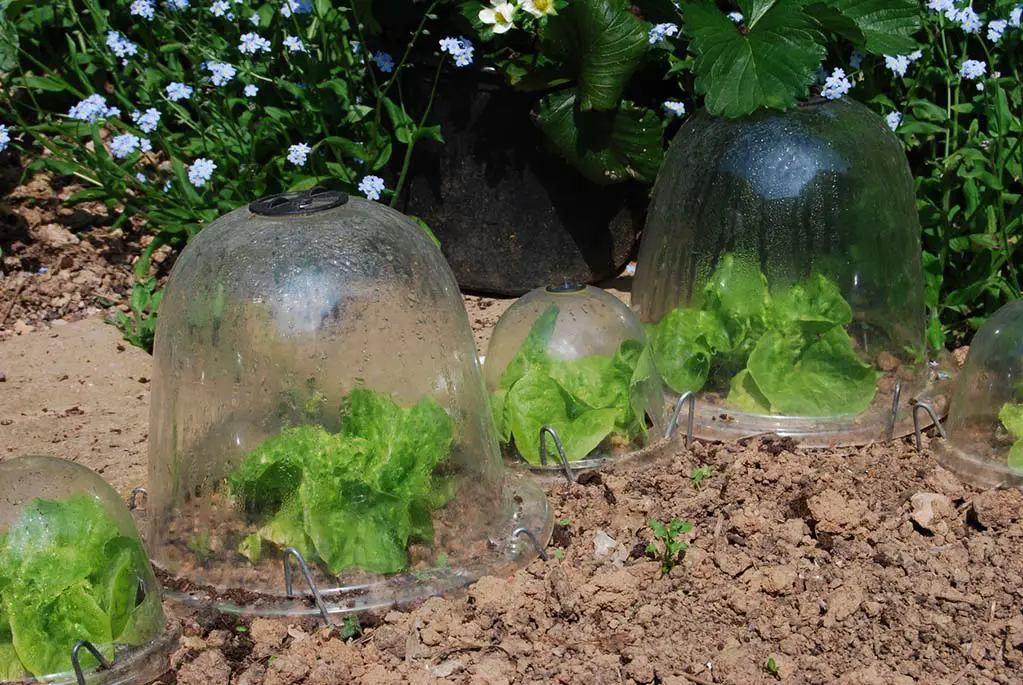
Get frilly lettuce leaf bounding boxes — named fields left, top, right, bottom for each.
left=231, top=389, right=455, bottom=576
left=493, top=306, right=657, bottom=463
left=746, top=327, right=877, bottom=416
left=998, top=403, right=1023, bottom=469
left=0, top=495, right=161, bottom=679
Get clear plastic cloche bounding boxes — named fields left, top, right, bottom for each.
left=0, top=456, right=174, bottom=685
left=483, top=283, right=668, bottom=477
left=633, top=97, right=944, bottom=447
left=147, top=188, right=552, bottom=618
left=935, top=300, right=1023, bottom=488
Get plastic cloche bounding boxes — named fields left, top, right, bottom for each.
left=0, top=456, right=174, bottom=685
left=632, top=97, right=943, bottom=447
left=147, top=188, right=552, bottom=618
left=935, top=300, right=1023, bottom=488
left=483, top=283, right=668, bottom=476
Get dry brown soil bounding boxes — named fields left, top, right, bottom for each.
left=2, top=167, right=1022, bottom=685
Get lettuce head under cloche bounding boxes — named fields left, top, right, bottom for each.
left=484, top=284, right=667, bottom=476
left=0, top=456, right=173, bottom=685
left=147, top=188, right=551, bottom=617
left=934, top=300, right=1023, bottom=488
left=632, top=96, right=947, bottom=447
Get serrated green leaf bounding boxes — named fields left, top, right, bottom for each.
left=536, top=90, right=663, bottom=184
left=542, top=0, right=650, bottom=111
left=682, top=0, right=825, bottom=117
left=822, top=0, right=919, bottom=55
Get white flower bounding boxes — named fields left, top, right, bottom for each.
left=439, top=37, right=474, bottom=67
left=727, top=12, right=743, bottom=23
left=987, top=19, right=1007, bottom=42
left=244, top=84, right=259, bottom=97
left=287, top=142, right=311, bottom=166
left=284, top=35, right=309, bottom=53
left=886, top=111, right=902, bottom=131
left=0, top=124, right=12, bottom=152
left=131, top=107, right=161, bottom=134
left=249, top=12, right=261, bottom=25
left=977, top=82, right=985, bottom=91
left=239, top=32, right=272, bottom=54
left=957, top=7, right=982, bottom=33
left=959, top=59, right=986, bottom=80
left=522, top=0, right=556, bottom=18
left=135, top=172, right=147, bottom=183
left=166, top=82, right=194, bottom=102
left=130, top=0, right=155, bottom=20
left=926, top=0, right=955, bottom=14
left=1011, top=6, right=1022, bottom=28
left=188, top=158, right=216, bottom=187
left=662, top=100, right=686, bottom=118
left=479, top=3, right=516, bottom=34
left=884, top=54, right=911, bottom=77
left=358, top=175, right=386, bottom=201
left=648, top=22, right=679, bottom=44
left=821, top=67, right=852, bottom=100
left=69, top=94, right=118, bottom=122
left=210, top=0, right=231, bottom=17
left=849, top=49, right=863, bottom=69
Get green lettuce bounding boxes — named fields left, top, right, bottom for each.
left=493, top=305, right=657, bottom=464
left=0, top=495, right=162, bottom=680
left=229, top=388, right=454, bottom=576
left=998, top=403, right=1023, bottom=469
left=648, top=254, right=879, bottom=417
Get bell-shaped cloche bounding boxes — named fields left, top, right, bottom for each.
left=484, top=283, right=667, bottom=478
left=632, top=97, right=938, bottom=446
left=147, top=189, right=551, bottom=617
left=935, top=300, right=1023, bottom=487
left=0, top=456, right=172, bottom=685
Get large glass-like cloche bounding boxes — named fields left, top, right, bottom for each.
left=484, top=284, right=667, bottom=478
left=633, top=97, right=940, bottom=446
left=147, top=189, right=551, bottom=617
left=0, top=456, right=173, bottom=685
left=935, top=300, right=1023, bottom=488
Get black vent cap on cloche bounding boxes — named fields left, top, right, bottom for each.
left=249, top=187, right=348, bottom=216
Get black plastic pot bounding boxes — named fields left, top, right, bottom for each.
left=400, top=70, right=647, bottom=296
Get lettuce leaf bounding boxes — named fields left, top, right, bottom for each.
left=746, top=327, right=877, bottom=417
left=0, top=495, right=160, bottom=679
left=998, top=403, right=1023, bottom=469
left=649, top=252, right=879, bottom=417
left=493, top=306, right=657, bottom=464
left=230, top=389, right=455, bottom=576
left=0, top=642, right=27, bottom=682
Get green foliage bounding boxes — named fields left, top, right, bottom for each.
left=766, top=656, right=780, bottom=676
left=111, top=277, right=162, bottom=354
left=1, top=0, right=455, bottom=344
left=858, top=2, right=1023, bottom=347
left=998, top=403, right=1023, bottom=469
left=229, top=388, right=454, bottom=576
left=338, top=616, right=362, bottom=641
left=0, top=495, right=162, bottom=679
left=646, top=517, right=692, bottom=576
left=647, top=253, right=878, bottom=417
left=492, top=305, right=657, bottom=464
left=690, top=465, right=713, bottom=487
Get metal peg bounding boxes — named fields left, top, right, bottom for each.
left=912, top=401, right=946, bottom=451
left=665, top=391, right=695, bottom=448
left=128, top=486, right=148, bottom=511
left=72, top=640, right=111, bottom=685
left=539, top=425, right=575, bottom=483
left=282, top=547, right=333, bottom=626
left=887, top=382, right=902, bottom=443
left=512, top=527, right=549, bottom=561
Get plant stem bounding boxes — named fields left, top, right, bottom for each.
left=389, top=58, right=444, bottom=209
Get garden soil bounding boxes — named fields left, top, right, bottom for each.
left=2, top=167, right=1023, bottom=684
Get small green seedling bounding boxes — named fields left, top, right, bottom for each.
left=552, top=548, right=565, bottom=560
left=766, top=656, right=780, bottom=677
left=189, top=532, right=213, bottom=567
left=646, top=518, right=692, bottom=576
left=690, top=465, right=713, bottom=487
left=558, top=517, right=572, bottom=527
left=339, top=615, right=362, bottom=640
